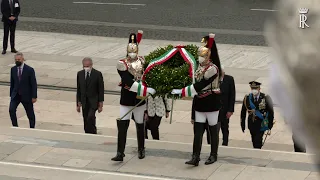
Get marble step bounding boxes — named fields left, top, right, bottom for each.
left=0, top=127, right=318, bottom=180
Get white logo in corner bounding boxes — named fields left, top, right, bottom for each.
left=299, top=8, right=309, bottom=29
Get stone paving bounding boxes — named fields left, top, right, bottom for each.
left=0, top=31, right=271, bottom=103
left=0, top=30, right=298, bottom=151
left=0, top=85, right=299, bottom=152
left=0, top=127, right=318, bottom=180
left=0, top=31, right=317, bottom=179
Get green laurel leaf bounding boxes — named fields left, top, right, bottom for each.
left=143, top=44, right=199, bottom=97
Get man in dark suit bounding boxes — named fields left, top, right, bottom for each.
left=9, top=52, right=37, bottom=128
left=76, top=57, right=104, bottom=134
left=1, top=0, right=20, bottom=54
left=241, top=81, right=274, bottom=149
left=217, top=65, right=235, bottom=146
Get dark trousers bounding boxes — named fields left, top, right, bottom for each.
left=9, top=95, right=35, bottom=128
left=3, top=21, right=16, bottom=51
left=82, top=103, right=97, bottom=134
left=292, top=134, right=306, bottom=153
left=250, top=130, right=264, bottom=149
left=220, top=118, right=229, bottom=145
left=145, top=115, right=162, bottom=140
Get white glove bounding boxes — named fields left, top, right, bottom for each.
left=147, top=87, right=156, bottom=95
left=171, top=89, right=182, bottom=95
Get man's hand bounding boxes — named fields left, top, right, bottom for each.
left=9, top=16, right=15, bottom=21
left=98, top=102, right=103, bottom=113
left=77, top=102, right=81, bottom=113
left=226, top=112, right=233, bottom=119
left=32, top=98, right=37, bottom=103
left=144, top=112, right=148, bottom=121
left=76, top=106, right=81, bottom=113
left=166, top=112, right=169, bottom=118
left=191, top=119, right=194, bottom=124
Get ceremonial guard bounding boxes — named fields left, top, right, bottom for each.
left=240, top=81, right=274, bottom=149
left=112, top=30, right=156, bottom=161
left=171, top=34, right=222, bottom=166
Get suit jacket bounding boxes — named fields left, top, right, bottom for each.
left=240, top=92, right=274, bottom=133
left=76, top=68, right=104, bottom=109
left=10, top=64, right=37, bottom=102
left=147, top=95, right=172, bottom=117
left=1, top=0, right=20, bottom=22
left=218, top=75, right=236, bottom=120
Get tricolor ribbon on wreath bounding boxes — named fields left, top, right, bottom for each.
left=141, top=45, right=197, bottom=124
left=142, top=45, right=197, bottom=84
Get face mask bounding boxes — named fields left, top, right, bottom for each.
left=128, top=53, right=137, bottom=59
left=83, top=67, right=90, bottom=72
left=198, top=56, right=206, bottom=64
left=15, top=61, right=22, bottom=67
left=251, top=89, right=259, bottom=95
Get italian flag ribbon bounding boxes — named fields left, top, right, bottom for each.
left=142, top=45, right=197, bottom=83
left=137, top=82, right=148, bottom=97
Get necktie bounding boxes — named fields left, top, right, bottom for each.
left=18, top=67, right=21, bottom=95
left=9, top=0, right=13, bottom=15
left=18, top=67, right=22, bottom=81
left=86, top=72, right=90, bottom=83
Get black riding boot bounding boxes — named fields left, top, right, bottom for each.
left=186, top=122, right=205, bottom=166
left=111, top=120, right=130, bottom=161
left=205, top=124, right=218, bottom=165
left=136, top=123, right=146, bottom=159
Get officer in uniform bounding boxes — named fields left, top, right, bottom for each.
left=111, top=30, right=156, bottom=161
left=240, top=81, right=274, bottom=149
left=172, top=33, right=222, bottom=166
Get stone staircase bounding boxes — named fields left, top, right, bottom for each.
left=0, top=127, right=318, bottom=180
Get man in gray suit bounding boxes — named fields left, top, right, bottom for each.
left=76, top=57, right=104, bottom=134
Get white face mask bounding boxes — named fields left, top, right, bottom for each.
left=128, top=53, right=137, bottom=59
left=251, top=89, right=259, bottom=95
left=198, top=56, right=206, bottom=64
left=83, top=67, right=90, bottom=72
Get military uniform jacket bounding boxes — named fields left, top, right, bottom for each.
left=146, top=95, right=172, bottom=117
left=117, top=56, right=146, bottom=106
left=182, top=63, right=221, bottom=112
left=240, top=92, right=274, bottom=133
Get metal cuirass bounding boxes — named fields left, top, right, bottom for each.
left=126, top=56, right=145, bottom=81
left=195, top=63, right=219, bottom=91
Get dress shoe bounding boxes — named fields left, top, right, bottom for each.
left=11, top=49, right=18, bottom=53
left=111, top=152, right=125, bottom=161
left=2, top=50, right=6, bottom=55
left=185, top=155, right=200, bottom=166
left=205, top=154, right=217, bottom=165
left=138, top=148, right=145, bottom=159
